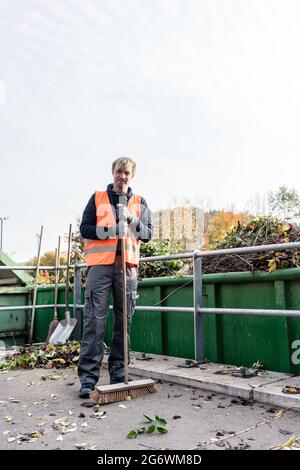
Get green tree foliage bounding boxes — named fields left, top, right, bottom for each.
left=139, top=240, right=184, bottom=278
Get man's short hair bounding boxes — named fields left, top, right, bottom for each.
left=112, top=157, right=136, bottom=176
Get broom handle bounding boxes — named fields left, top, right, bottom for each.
left=121, top=236, right=129, bottom=385
left=53, top=236, right=61, bottom=321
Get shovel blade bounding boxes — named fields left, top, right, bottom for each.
left=48, top=318, right=77, bottom=345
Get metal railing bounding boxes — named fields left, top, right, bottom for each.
left=1, top=241, right=300, bottom=360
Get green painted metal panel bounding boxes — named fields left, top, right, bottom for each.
left=202, top=284, right=220, bottom=363
left=0, top=294, right=27, bottom=332
left=162, top=283, right=194, bottom=358
left=131, top=286, right=163, bottom=354
left=217, top=282, right=290, bottom=371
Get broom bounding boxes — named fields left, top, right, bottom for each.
left=46, top=236, right=61, bottom=343
left=91, top=208, right=156, bottom=404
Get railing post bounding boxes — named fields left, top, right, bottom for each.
left=193, top=250, right=204, bottom=362
left=73, top=263, right=82, bottom=341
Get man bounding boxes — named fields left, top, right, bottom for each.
left=78, top=157, right=152, bottom=398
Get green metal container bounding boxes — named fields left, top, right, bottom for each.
left=2, top=267, right=300, bottom=374
left=0, top=251, right=33, bottom=346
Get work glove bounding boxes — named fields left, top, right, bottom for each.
left=116, top=204, right=134, bottom=224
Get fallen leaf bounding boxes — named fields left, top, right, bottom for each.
left=41, top=374, right=62, bottom=381
left=4, top=416, right=13, bottom=422
left=281, top=435, right=296, bottom=448
left=279, top=429, right=293, bottom=435
left=3, top=431, right=10, bottom=435
left=56, top=435, right=63, bottom=441
left=29, top=431, right=44, bottom=438
left=275, top=409, right=284, bottom=418
left=75, top=442, right=88, bottom=449
left=54, top=417, right=70, bottom=427
left=7, top=437, right=16, bottom=443
left=282, top=385, right=300, bottom=394
left=80, top=402, right=95, bottom=408
left=63, top=427, right=77, bottom=434
left=215, top=441, right=226, bottom=448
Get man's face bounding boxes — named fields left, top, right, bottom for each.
left=112, top=164, right=134, bottom=194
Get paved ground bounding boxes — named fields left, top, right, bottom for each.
left=127, top=353, right=300, bottom=410
left=0, top=365, right=299, bottom=450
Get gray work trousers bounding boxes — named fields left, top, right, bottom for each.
left=77, top=258, right=138, bottom=385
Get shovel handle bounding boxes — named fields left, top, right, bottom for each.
left=54, top=236, right=61, bottom=320
left=28, top=225, right=43, bottom=344
left=65, top=224, right=72, bottom=314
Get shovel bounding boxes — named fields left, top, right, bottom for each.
left=49, top=224, right=77, bottom=344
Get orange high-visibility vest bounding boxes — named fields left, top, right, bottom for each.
left=84, top=191, right=142, bottom=266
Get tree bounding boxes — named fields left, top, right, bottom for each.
left=268, top=186, right=300, bottom=221
left=205, top=210, right=250, bottom=248
left=26, top=250, right=67, bottom=284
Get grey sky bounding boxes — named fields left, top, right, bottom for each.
left=1, top=0, right=300, bottom=260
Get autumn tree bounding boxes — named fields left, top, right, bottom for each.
left=205, top=210, right=250, bottom=248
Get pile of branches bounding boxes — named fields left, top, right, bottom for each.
left=202, top=216, right=300, bottom=274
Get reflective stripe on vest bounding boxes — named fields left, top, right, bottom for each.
left=84, top=191, right=141, bottom=266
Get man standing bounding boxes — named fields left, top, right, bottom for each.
left=78, top=157, right=152, bottom=398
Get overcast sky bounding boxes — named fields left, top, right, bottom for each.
left=1, top=0, right=300, bottom=261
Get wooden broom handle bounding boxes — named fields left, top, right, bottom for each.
left=121, top=237, right=129, bottom=384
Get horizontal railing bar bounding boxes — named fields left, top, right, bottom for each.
left=197, top=307, right=300, bottom=318
left=0, top=304, right=72, bottom=311
left=0, top=330, right=27, bottom=338
left=139, top=241, right=300, bottom=262
left=0, top=265, right=69, bottom=271
left=1, top=240, right=300, bottom=270
left=2, top=304, right=300, bottom=318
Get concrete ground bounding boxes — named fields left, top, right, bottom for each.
left=0, top=358, right=300, bottom=450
